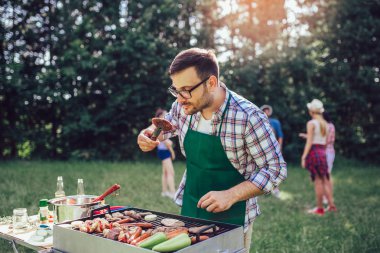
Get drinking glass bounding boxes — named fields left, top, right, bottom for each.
left=13, top=208, right=28, bottom=233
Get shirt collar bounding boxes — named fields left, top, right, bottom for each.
left=214, top=82, right=230, bottom=121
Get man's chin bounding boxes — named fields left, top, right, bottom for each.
left=182, top=105, right=196, bottom=115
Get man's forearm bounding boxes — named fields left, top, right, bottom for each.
left=278, top=138, right=283, bottom=149
left=227, top=181, right=264, bottom=203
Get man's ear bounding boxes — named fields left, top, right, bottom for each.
left=208, top=75, right=218, bottom=92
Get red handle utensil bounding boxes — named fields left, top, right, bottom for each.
left=92, top=184, right=121, bottom=203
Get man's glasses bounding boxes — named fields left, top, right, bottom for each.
left=168, top=76, right=210, bottom=99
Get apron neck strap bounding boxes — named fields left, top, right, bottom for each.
left=188, top=92, right=232, bottom=136
left=218, top=93, right=231, bottom=136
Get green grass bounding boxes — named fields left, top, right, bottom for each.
left=0, top=158, right=379, bottom=252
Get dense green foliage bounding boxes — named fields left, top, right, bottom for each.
left=0, top=159, right=379, bottom=252
left=1, top=0, right=194, bottom=159
left=222, top=0, right=380, bottom=162
left=1, top=0, right=379, bottom=162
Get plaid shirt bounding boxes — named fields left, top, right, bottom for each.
left=163, top=84, right=287, bottom=232
left=326, top=123, right=335, bottom=151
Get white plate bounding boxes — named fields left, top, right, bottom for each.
left=26, top=236, right=53, bottom=247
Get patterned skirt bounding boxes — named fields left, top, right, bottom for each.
left=306, top=144, right=329, bottom=181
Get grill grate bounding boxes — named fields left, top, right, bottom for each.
left=127, top=207, right=233, bottom=237
left=63, top=206, right=240, bottom=245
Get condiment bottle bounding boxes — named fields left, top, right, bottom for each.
left=55, top=176, right=65, bottom=198
left=39, top=199, right=49, bottom=224
left=77, top=178, right=85, bottom=195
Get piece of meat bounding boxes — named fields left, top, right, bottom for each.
left=71, top=220, right=84, bottom=229
left=102, top=228, right=110, bottom=237
left=106, top=227, right=122, bottom=240
left=188, top=225, right=219, bottom=234
left=123, top=210, right=142, bottom=220
left=106, top=217, right=121, bottom=222
left=112, top=212, right=124, bottom=218
left=161, top=218, right=185, bottom=227
left=151, top=226, right=174, bottom=234
left=138, top=212, right=153, bottom=217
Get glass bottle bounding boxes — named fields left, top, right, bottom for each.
left=77, top=178, right=85, bottom=195
left=55, top=176, right=65, bottom=198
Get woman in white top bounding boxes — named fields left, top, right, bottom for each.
left=301, top=99, right=337, bottom=215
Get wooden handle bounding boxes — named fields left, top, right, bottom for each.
left=92, top=184, right=120, bottom=203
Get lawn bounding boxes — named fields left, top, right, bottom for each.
left=0, top=158, right=379, bottom=252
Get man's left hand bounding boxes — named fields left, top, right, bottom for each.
left=197, top=190, right=236, bottom=213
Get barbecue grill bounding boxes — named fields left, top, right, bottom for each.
left=52, top=206, right=246, bottom=253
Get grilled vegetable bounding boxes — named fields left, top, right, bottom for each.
left=137, top=232, right=167, bottom=249
left=152, top=233, right=191, bottom=252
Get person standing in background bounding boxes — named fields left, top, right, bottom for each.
left=155, top=108, right=176, bottom=199
left=323, top=111, right=335, bottom=205
left=300, top=99, right=337, bottom=215
left=260, top=104, right=284, bottom=198
left=260, top=105, right=284, bottom=150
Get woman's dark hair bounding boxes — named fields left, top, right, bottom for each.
left=168, top=48, right=219, bottom=80
left=323, top=111, right=332, bottom=123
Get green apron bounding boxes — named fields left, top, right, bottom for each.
left=181, top=94, right=246, bottom=226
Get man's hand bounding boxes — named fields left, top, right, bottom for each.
left=197, top=190, right=236, bottom=213
left=137, top=128, right=159, bottom=152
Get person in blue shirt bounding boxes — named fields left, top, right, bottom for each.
left=260, top=105, right=284, bottom=198
left=260, top=105, right=283, bottom=150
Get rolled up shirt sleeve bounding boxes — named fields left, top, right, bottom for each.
left=244, top=112, right=287, bottom=194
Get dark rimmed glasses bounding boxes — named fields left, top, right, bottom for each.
left=168, top=76, right=210, bottom=99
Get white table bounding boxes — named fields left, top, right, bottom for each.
left=0, top=224, right=52, bottom=253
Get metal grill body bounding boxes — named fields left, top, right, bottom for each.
left=53, top=207, right=246, bottom=253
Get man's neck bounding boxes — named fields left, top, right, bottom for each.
left=201, top=87, right=226, bottom=120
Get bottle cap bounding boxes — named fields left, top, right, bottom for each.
left=39, top=199, right=48, bottom=207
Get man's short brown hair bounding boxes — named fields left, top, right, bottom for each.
left=168, top=48, right=219, bottom=80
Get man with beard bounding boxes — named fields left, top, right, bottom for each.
left=137, top=48, right=287, bottom=251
